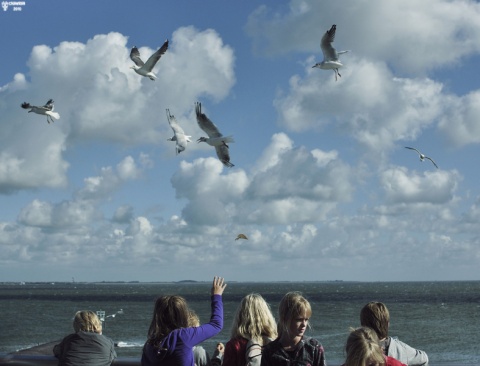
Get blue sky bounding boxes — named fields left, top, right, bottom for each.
left=1, top=0, right=480, bottom=282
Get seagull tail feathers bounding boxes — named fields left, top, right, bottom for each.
left=222, top=135, right=235, bottom=143
left=47, top=111, right=60, bottom=120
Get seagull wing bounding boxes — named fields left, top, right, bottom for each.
left=215, top=144, right=234, bottom=167
left=130, top=47, right=145, bottom=67
left=43, top=99, right=54, bottom=111
left=321, top=24, right=339, bottom=61
left=404, top=146, right=422, bottom=155
left=425, top=156, right=438, bottom=168
left=195, top=102, right=223, bottom=138
left=166, top=109, right=188, bottom=153
left=143, top=39, right=169, bottom=72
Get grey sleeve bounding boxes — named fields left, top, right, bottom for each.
left=388, top=337, right=429, bottom=366
left=194, top=346, right=212, bottom=366
left=110, top=340, right=117, bottom=362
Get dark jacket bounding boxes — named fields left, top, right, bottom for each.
left=261, top=337, right=326, bottom=366
left=53, top=331, right=116, bottom=366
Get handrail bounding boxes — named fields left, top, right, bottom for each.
left=0, top=354, right=477, bottom=366
left=0, top=354, right=139, bottom=366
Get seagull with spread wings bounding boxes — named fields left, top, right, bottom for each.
left=405, top=147, right=438, bottom=168
left=21, top=99, right=60, bottom=124
left=312, top=24, right=349, bottom=81
left=235, top=234, right=248, bottom=241
left=129, top=39, right=168, bottom=80
left=166, top=109, right=191, bottom=155
left=195, top=102, right=234, bottom=167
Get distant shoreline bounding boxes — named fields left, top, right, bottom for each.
left=2, top=279, right=480, bottom=285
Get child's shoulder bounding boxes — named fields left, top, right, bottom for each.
left=303, top=336, right=318, bottom=344
left=302, top=337, right=324, bottom=351
left=262, top=338, right=281, bottom=352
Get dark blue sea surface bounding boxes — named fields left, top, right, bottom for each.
left=0, top=281, right=479, bottom=364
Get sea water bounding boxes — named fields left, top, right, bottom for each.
left=0, top=281, right=479, bottom=364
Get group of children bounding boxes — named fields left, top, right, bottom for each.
left=53, top=276, right=429, bottom=366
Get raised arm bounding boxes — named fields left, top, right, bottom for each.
left=182, top=276, right=227, bottom=348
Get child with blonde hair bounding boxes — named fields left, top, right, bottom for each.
left=53, top=310, right=116, bottom=366
left=343, top=327, right=406, bottom=366
left=223, top=293, right=277, bottom=366
left=261, top=292, right=326, bottom=366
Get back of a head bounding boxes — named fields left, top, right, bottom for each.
left=344, top=327, right=384, bottom=366
left=147, top=295, right=190, bottom=345
left=189, top=310, right=200, bottom=327
left=359, top=302, right=390, bottom=339
left=73, top=310, right=102, bottom=334
left=278, top=292, right=312, bottom=338
left=231, top=293, right=277, bottom=341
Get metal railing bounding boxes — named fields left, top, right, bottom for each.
left=0, top=354, right=477, bottom=366
left=0, top=355, right=138, bottom=366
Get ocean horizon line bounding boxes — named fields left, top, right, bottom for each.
left=2, top=279, right=479, bottom=285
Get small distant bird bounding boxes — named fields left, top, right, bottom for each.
left=21, top=99, right=60, bottom=124
left=312, top=24, right=349, bottom=81
left=405, top=147, right=438, bottom=168
left=106, top=309, right=124, bottom=319
left=166, top=109, right=192, bottom=155
left=195, top=102, right=235, bottom=167
left=235, top=234, right=248, bottom=241
left=129, top=39, right=169, bottom=80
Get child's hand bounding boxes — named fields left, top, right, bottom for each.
left=216, top=342, right=225, bottom=354
left=211, top=276, right=227, bottom=296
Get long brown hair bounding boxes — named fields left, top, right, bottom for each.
left=146, top=295, right=190, bottom=346
left=359, top=302, right=390, bottom=339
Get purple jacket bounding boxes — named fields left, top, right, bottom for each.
left=141, top=294, right=223, bottom=366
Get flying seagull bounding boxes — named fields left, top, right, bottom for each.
left=130, top=39, right=169, bottom=80
left=235, top=234, right=248, bottom=241
left=195, top=102, right=235, bottom=167
left=166, top=109, right=191, bottom=155
left=105, top=309, right=124, bottom=319
left=312, top=24, right=349, bottom=81
left=405, top=147, right=438, bottom=168
left=21, top=99, right=60, bottom=124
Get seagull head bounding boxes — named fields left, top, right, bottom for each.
left=197, top=137, right=208, bottom=143
left=176, top=146, right=185, bottom=154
